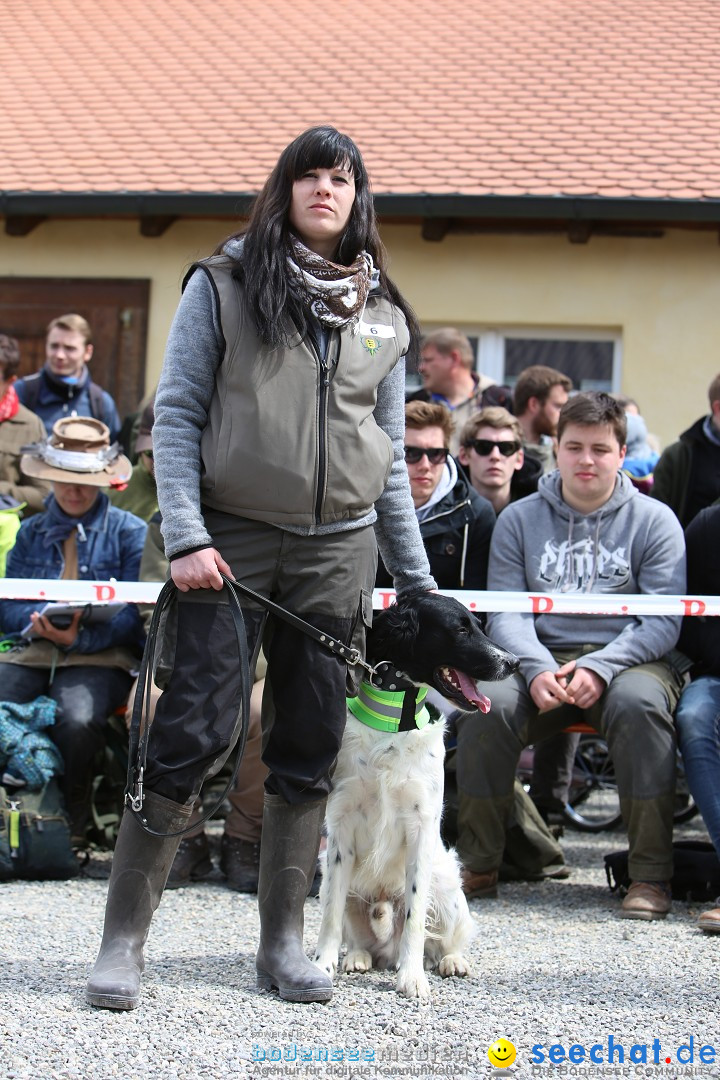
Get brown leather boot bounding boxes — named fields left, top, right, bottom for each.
left=461, top=867, right=499, bottom=899
left=697, top=903, right=720, bottom=933
left=621, top=881, right=672, bottom=921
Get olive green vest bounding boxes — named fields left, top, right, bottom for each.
left=192, top=257, right=409, bottom=528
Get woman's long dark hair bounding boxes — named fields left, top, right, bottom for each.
left=215, top=126, right=419, bottom=354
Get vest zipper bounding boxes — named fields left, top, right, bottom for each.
left=311, top=331, right=336, bottom=525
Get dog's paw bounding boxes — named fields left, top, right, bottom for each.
left=342, top=949, right=373, bottom=973
left=313, top=952, right=338, bottom=978
left=396, top=967, right=431, bottom=1000
left=438, top=953, right=472, bottom=978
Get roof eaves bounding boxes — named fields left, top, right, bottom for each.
left=2, top=191, right=720, bottom=224
left=376, top=193, right=720, bottom=223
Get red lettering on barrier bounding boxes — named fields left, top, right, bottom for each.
left=530, top=595, right=554, bottom=613
left=681, top=599, right=706, bottom=616
left=377, top=591, right=395, bottom=609
left=93, top=584, right=116, bottom=601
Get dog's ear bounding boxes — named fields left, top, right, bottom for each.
left=367, top=601, right=420, bottom=661
left=470, top=609, right=488, bottom=631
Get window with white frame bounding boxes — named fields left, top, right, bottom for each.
left=409, top=327, right=622, bottom=396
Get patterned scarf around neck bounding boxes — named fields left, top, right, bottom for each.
left=0, top=383, right=19, bottom=422
left=286, top=235, right=375, bottom=333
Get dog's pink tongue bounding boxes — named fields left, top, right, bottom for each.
left=454, top=670, right=492, bottom=713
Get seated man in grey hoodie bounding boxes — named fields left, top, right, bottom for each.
left=456, top=392, right=686, bottom=921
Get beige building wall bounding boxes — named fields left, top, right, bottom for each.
left=1, top=220, right=717, bottom=446
left=385, top=225, right=720, bottom=449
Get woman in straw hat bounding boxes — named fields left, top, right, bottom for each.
left=87, top=126, right=436, bottom=1010
left=0, top=417, right=147, bottom=839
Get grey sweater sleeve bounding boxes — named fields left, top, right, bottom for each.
left=153, top=270, right=223, bottom=558
left=575, top=505, right=686, bottom=684
left=373, top=360, right=437, bottom=595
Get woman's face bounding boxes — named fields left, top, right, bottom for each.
left=53, top=482, right=100, bottom=517
left=289, top=164, right=356, bottom=260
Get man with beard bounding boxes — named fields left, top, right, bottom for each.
left=513, top=365, right=572, bottom=474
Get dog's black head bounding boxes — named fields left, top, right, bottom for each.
left=366, top=593, right=519, bottom=713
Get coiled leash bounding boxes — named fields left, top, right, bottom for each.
left=126, top=573, right=251, bottom=838
left=126, top=572, right=392, bottom=838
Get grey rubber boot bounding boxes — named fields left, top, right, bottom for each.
left=255, top=794, right=333, bottom=1003
left=86, top=791, right=192, bottom=1010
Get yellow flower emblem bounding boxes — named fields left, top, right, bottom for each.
left=362, top=336, right=381, bottom=356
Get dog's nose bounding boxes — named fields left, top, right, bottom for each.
left=498, top=648, right=520, bottom=676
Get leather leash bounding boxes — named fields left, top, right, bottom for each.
left=126, top=573, right=392, bottom=837
left=126, top=574, right=251, bottom=838
left=224, top=573, right=384, bottom=683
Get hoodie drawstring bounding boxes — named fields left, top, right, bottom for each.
left=459, top=522, right=469, bottom=588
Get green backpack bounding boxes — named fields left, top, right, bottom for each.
left=0, top=780, right=79, bottom=881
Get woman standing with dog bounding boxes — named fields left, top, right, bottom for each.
left=87, top=126, right=436, bottom=1009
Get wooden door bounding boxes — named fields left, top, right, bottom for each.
left=0, top=278, right=150, bottom=422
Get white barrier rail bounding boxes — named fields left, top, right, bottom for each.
left=0, top=579, right=717, bottom=617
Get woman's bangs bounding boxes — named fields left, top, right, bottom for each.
left=290, top=129, right=363, bottom=182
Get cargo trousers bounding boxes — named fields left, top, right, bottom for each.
left=455, top=649, right=685, bottom=883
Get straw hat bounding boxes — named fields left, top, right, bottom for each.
left=21, top=417, right=132, bottom=487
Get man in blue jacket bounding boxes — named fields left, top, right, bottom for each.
left=0, top=417, right=146, bottom=842
left=15, top=315, right=121, bottom=442
left=455, top=392, right=687, bottom=921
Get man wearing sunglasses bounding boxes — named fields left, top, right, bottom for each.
left=459, top=405, right=576, bottom=832
left=375, top=400, right=495, bottom=590
left=458, top=407, right=542, bottom=515
left=393, top=401, right=567, bottom=884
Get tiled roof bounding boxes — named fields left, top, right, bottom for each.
left=2, top=0, right=720, bottom=202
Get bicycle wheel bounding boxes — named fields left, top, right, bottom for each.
left=562, top=734, right=623, bottom=832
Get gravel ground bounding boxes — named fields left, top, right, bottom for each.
left=1, top=817, right=718, bottom=1080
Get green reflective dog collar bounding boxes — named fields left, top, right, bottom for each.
left=347, top=681, right=430, bottom=732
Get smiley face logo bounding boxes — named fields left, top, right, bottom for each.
left=488, top=1038, right=516, bottom=1068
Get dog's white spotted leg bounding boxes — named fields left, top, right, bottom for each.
left=313, top=834, right=355, bottom=978
left=395, top=820, right=436, bottom=1000
left=438, top=890, right=473, bottom=977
